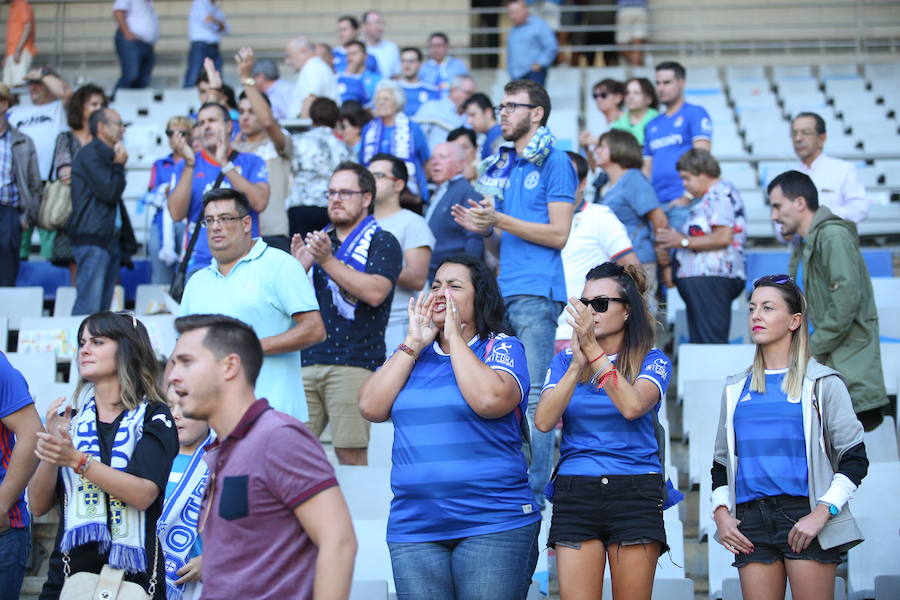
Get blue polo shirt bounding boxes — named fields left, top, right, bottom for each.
left=497, top=147, right=577, bottom=302
left=337, top=71, right=381, bottom=106
left=419, top=56, right=469, bottom=97
left=733, top=369, right=809, bottom=503
left=543, top=348, right=671, bottom=476
left=601, top=168, right=661, bottom=264
left=180, top=240, right=319, bottom=421
left=643, top=102, right=712, bottom=203
left=399, top=81, right=440, bottom=116
left=0, top=352, right=32, bottom=529
left=173, top=149, right=269, bottom=273
left=388, top=334, right=538, bottom=542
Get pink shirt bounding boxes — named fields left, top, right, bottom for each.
left=200, top=399, right=337, bottom=599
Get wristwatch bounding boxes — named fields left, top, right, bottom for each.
left=817, top=500, right=840, bottom=516
left=242, top=77, right=256, bottom=87
left=221, top=161, right=236, bottom=175
left=680, top=236, right=690, bottom=248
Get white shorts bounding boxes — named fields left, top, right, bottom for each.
left=616, top=7, right=649, bottom=44
left=3, top=50, right=33, bottom=87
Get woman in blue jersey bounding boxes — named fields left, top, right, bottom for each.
left=535, top=262, right=671, bottom=600
left=711, top=275, right=867, bottom=600
left=359, top=254, right=539, bottom=600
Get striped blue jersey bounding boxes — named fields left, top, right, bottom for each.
left=543, top=348, right=671, bottom=476
left=734, top=369, right=808, bottom=503
left=387, top=334, right=539, bottom=542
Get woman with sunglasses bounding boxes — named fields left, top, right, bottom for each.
left=147, top=116, right=194, bottom=285
left=535, top=262, right=672, bottom=600
left=29, top=312, right=179, bottom=600
left=359, top=255, right=539, bottom=600
left=711, top=275, right=867, bottom=600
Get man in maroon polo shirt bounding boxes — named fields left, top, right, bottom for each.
left=168, top=314, right=357, bottom=600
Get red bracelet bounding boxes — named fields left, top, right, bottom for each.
left=597, top=364, right=619, bottom=389
left=589, top=353, right=606, bottom=365
left=74, top=452, right=88, bottom=475
left=397, top=344, right=417, bottom=360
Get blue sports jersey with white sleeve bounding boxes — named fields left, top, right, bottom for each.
left=733, top=370, right=809, bottom=503
left=387, top=334, right=539, bottom=542
left=399, top=81, right=441, bottom=116
left=542, top=348, right=671, bottom=476
left=174, top=149, right=269, bottom=273
left=643, top=103, right=712, bottom=203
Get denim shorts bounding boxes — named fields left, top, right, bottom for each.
left=548, top=474, right=668, bottom=555
left=732, top=495, right=842, bottom=568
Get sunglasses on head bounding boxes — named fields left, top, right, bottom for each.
left=579, top=296, right=629, bottom=312
left=753, top=274, right=794, bottom=287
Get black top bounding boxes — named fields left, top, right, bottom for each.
left=39, top=402, right=178, bottom=600
left=302, top=226, right=402, bottom=371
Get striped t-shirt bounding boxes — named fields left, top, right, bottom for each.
left=543, top=348, right=671, bottom=476
left=387, top=334, right=539, bottom=543
left=734, top=369, right=808, bottom=503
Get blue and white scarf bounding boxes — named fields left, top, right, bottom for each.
left=361, top=113, right=420, bottom=194
left=324, top=215, right=380, bottom=320
left=474, top=126, right=556, bottom=207
left=62, top=398, right=149, bottom=573
left=158, top=432, right=215, bottom=600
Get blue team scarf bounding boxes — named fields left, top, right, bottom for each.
left=474, top=126, right=555, bottom=205
left=61, top=398, right=149, bottom=573
left=361, top=113, right=420, bottom=194
left=324, top=215, right=380, bottom=320
left=158, top=431, right=215, bottom=600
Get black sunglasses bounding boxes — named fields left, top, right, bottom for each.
left=753, top=274, right=794, bottom=287
left=593, top=91, right=609, bottom=99
left=579, top=296, right=629, bottom=312
left=165, top=129, right=191, bottom=137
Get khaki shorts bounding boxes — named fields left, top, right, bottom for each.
left=616, top=7, right=648, bottom=44
left=303, top=364, right=372, bottom=448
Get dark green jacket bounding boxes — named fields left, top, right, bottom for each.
left=789, top=206, right=887, bottom=413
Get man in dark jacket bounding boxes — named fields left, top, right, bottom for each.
left=68, top=107, right=136, bottom=315
left=0, top=83, right=42, bottom=285
left=770, top=170, right=888, bottom=430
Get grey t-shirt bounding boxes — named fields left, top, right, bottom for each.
left=377, top=208, right=436, bottom=324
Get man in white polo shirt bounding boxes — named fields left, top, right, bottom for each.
left=112, top=0, right=159, bottom=90
left=790, top=111, right=867, bottom=223
left=179, top=187, right=326, bottom=421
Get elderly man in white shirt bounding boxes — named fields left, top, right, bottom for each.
left=285, top=36, right=339, bottom=119
left=361, top=10, right=400, bottom=78
left=112, top=0, right=159, bottom=90
left=183, top=0, right=230, bottom=88
left=791, top=111, right=868, bottom=223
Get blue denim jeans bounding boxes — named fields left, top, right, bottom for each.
left=521, top=67, right=548, bottom=87
left=149, top=218, right=186, bottom=285
left=505, top=294, right=564, bottom=509
left=114, top=29, right=155, bottom=91
left=72, top=242, right=121, bottom=315
left=388, top=520, right=540, bottom=600
left=183, top=41, right=221, bottom=88
left=0, top=204, right=22, bottom=287
left=0, top=527, right=29, bottom=600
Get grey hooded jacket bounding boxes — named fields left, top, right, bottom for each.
left=713, top=358, right=865, bottom=551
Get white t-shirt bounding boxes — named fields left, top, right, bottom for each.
left=8, top=100, right=68, bottom=180
left=366, top=39, right=401, bottom=78
left=557, top=203, right=634, bottom=340
left=112, top=0, right=160, bottom=44
left=792, top=153, right=868, bottom=223
left=377, top=208, right=436, bottom=324
left=288, top=56, right=338, bottom=119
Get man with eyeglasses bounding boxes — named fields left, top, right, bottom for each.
left=368, top=153, right=435, bottom=355
left=291, top=162, right=402, bottom=465
left=452, top=78, right=578, bottom=509
left=790, top=112, right=867, bottom=223
left=179, top=187, right=325, bottom=422
left=168, top=101, right=270, bottom=276
left=69, top=107, right=139, bottom=315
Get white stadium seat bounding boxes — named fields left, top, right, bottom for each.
left=6, top=351, right=57, bottom=388
left=0, top=286, right=44, bottom=330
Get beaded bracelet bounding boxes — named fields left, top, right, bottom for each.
left=397, top=344, right=417, bottom=360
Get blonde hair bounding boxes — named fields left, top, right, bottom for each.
left=166, top=115, right=194, bottom=131
left=749, top=279, right=810, bottom=400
